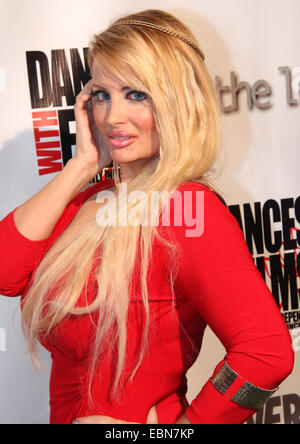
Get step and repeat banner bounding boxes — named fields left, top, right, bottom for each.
left=0, top=0, right=299, bottom=424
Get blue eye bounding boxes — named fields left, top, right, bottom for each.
left=90, top=89, right=148, bottom=103
left=127, top=90, right=148, bottom=101
left=91, top=90, right=110, bottom=102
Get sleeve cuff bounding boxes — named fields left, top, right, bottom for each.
left=185, top=378, right=256, bottom=424
left=9, top=207, right=52, bottom=247
left=0, top=208, right=51, bottom=296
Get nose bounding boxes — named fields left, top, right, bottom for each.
left=105, top=98, right=128, bottom=126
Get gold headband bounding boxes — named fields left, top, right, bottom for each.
left=110, top=19, right=205, bottom=61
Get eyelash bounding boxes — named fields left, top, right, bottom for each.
left=90, top=90, right=148, bottom=103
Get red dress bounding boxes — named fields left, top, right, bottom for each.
left=0, top=179, right=294, bottom=424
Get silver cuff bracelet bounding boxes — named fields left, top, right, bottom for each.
left=211, top=362, right=278, bottom=409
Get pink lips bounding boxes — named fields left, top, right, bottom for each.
left=107, top=131, right=137, bottom=148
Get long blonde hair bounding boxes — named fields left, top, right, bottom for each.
left=22, top=9, right=221, bottom=403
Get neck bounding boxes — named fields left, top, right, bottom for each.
left=116, top=159, right=150, bottom=184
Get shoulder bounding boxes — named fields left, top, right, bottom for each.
left=175, top=181, right=227, bottom=207
left=164, top=181, right=242, bottom=242
left=54, top=178, right=115, bottom=227
left=70, top=178, right=115, bottom=206
left=164, top=182, right=254, bottom=273
left=172, top=181, right=230, bottom=224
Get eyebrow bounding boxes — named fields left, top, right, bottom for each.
left=92, top=84, right=132, bottom=92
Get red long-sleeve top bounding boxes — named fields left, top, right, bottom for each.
left=0, top=179, right=294, bottom=424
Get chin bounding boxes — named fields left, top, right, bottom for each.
left=110, top=149, right=143, bottom=163
left=110, top=151, right=134, bottom=163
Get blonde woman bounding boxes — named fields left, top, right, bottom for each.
left=0, top=10, right=293, bottom=424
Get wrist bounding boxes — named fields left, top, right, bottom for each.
left=71, top=155, right=99, bottom=179
left=59, top=158, right=96, bottom=202
left=66, top=157, right=98, bottom=186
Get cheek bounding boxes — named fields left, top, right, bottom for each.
left=92, top=103, right=159, bottom=146
left=92, top=105, right=106, bottom=130
left=135, top=108, right=155, bottom=131
left=136, top=110, right=160, bottom=153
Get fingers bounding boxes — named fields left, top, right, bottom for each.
left=146, top=405, right=159, bottom=424
left=73, top=408, right=158, bottom=424
left=72, top=415, right=140, bottom=424
left=73, top=415, right=114, bottom=424
left=74, top=79, right=94, bottom=124
left=77, top=78, right=94, bottom=98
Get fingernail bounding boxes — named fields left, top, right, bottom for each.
left=72, top=419, right=79, bottom=424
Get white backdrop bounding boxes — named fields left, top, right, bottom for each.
left=0, top=0, right=299, bottom=424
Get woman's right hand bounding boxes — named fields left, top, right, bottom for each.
left=73, top=79, right=112, bottom=179
left=72, top=405, right=159, bottom=424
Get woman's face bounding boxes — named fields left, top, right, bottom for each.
left=91, top=63, right=160, bottom=177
